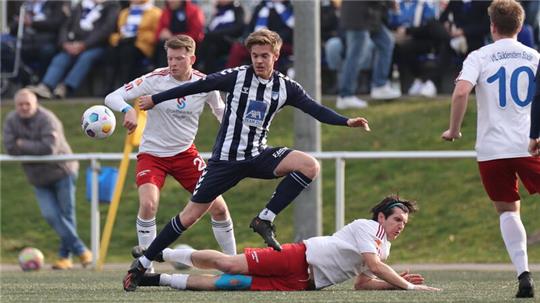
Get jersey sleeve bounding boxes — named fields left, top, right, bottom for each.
left=457, top=50, right=481, bottom=86
left=152, top=69, right=236, bottom=105
left=205, top=91, right=225, bottom=123
left=104, top=73, right=156, bottom=112
left=285, top=80, right=349, bottom=126
left=349, top=220, right=380, bottom=254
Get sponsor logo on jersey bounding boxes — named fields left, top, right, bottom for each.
left=244, top=99, right=267, bottom=127
left=176, top=97, right=187, bottom=110
left=241, top=87, right=249, bottom=94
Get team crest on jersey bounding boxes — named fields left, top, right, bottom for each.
left=241, top=87, right=249, bottom=94
left=244, top=99, right=268, bottom=127
left=176, top=97, right=187, bottom=110
left=135, top=78, right=143, bottom=86
left=271, top=91, right=279, bottom=100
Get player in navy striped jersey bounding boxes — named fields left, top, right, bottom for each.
left=124, top=29, right=370, bottom=291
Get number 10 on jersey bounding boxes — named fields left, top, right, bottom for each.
left=487, top=66, right=535, bottom=107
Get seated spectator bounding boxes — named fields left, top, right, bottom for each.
left=196, top=0, right=245, bottom=74
left=154, top=0, right=205, bottom=68
left=26, top=0, right=119, bottom=99
left=1, top=1, right=67, bottom=86
left=225, top=0, right=294, bottom=73
left=104, top=0, right=161, bottom=93
left=389, top=0, right=450, bottom=98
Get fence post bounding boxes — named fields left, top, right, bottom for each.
left=90, top=158, right=100, bottom=268
left=335, top=158, right=345, bottom=231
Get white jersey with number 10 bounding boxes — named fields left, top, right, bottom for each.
left=457, top=38, right=540, bottom=161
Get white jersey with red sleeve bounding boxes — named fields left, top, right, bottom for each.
left=104, top=68, right=224, bottom=157
left=457, top=38, right=540, bottom=161
left=303, top=219, right=390, bottom=289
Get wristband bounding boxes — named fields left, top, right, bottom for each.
left=406, top=282, right=416, bottom=290
left=121, top=105, right=133, bottom=113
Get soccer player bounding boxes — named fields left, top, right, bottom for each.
left=441, top=0, right=538, bottom=298
left=123, top=28, right=370, bottom=291
left=132, top=196, right=441, bottom=292
left=104, top=35, right=237, bottom=270
left=530, top=64, right=540, bottom=157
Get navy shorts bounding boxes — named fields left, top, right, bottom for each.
left=191, top=147, right=293, bottom=203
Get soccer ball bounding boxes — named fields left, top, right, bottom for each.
left=171, top=243, right=193, bottom=270
left=18, top=247, right=44, bottom=271
left=81, top=105, right=116, bottom=139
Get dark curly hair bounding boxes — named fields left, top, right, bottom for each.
left=370, top=195, right=418, bottom=221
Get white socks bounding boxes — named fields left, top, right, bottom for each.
left=160, top=273, right=189, bottom=290
left=499, top=211, right=529, bottom=276
left=211, top=218, right=237, bottom=255
left=258, top=208, right=276, bottom=222
left=163, top=247, right=194, bottom=267
left=136, top=216, right=156, bottom=249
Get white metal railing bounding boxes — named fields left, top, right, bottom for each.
left=0, top=150, right=476, bottom=267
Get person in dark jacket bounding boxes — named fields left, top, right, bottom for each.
left=2, top=88, right=92, bottom=270
left=196, top=0, right=245, bottom=73
left=6, top=0, right=68, bottom=80
left=26, top=0, right=119, bottom=99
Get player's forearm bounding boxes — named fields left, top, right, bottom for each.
left=369, top=262, right=414, bottom=290
left=448, top=92, right=469, bottom=134
left=354, top=278, right=398, bottom=290
left=105, top=88, right=132, bottom=113
left=530, top=92, right=540, bottom=139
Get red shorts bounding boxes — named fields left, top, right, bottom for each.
left=135, top=144, right=206, bottom=192
left=244, top=242, right=310, bottom=291
left=478, top=157, right=540, bottom=202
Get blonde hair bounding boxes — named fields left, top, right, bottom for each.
left=488, top=0, right=524, bottom=36
left=164, top=34, right=196, bottom=54
left=244, top=29, right=282, bottom=55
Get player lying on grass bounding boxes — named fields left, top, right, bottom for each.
left=131, top=195, right=441, bottom=291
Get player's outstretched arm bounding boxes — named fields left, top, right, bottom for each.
left=347, top=117, right=371, bottom=131
left=361, top=253, right=441, bottom=291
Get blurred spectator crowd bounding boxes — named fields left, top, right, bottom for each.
left=1, top=0, right=539, bottom=108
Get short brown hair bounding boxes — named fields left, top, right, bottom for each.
left=244, top=29, right=283, bottom=54
left=164, top=34, right=196, bottom=54
left=370, top=195, right=418, bottom=221
left=488, top=0, right=524, bottom=36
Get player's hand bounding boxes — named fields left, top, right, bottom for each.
left=413, top=284, right=442, bottom=291
left=138, top=95, right=155, bottom=110
left=347, top=117, right=370, bottom=131
left=529, top=138, right=540, bottom=157
left=400, top=271, right=424, bottom=285
left=441, top=129, right=462, bottom=141
left=123, top=108, right=137, bottom=134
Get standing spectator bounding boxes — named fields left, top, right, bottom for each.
left=441, top=0, right=539, bottom=298
left=337, top=1, right=401, bottom=109
left=196, top=0, right=245, bottom=74
left=439, top=0, right=491, bottom=57
left=26, top=0, right=119, bottom=99
left=104, top=0, right=161, bottom=93
left=225, top=0, right=294, bottom=73
left=154, top=0, right=205, bottom=68
left=389, top=0, right=450, bottom=98
left=4, top=0, right=68, bottom=83
left=2, top=89, right=92, bottom=270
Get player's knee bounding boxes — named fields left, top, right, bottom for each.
left=300, top=157, right=320, bottom=179
left=214, top=258, right=240, bottom=273
left=139, top=199, right=158, bottom=217
left=208, top=198, right=229, bottom=218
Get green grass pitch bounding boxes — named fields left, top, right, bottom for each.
left=0, top=269, right=536, bottom=302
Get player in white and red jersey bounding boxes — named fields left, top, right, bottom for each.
left=104, top=35, right=237, bottom=269
left=131, top=195, right=440, bottom=292
left=441, top=0, right=538, bottom=298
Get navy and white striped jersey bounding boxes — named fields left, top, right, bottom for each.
left=152, top=65, right=349, bottom=161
